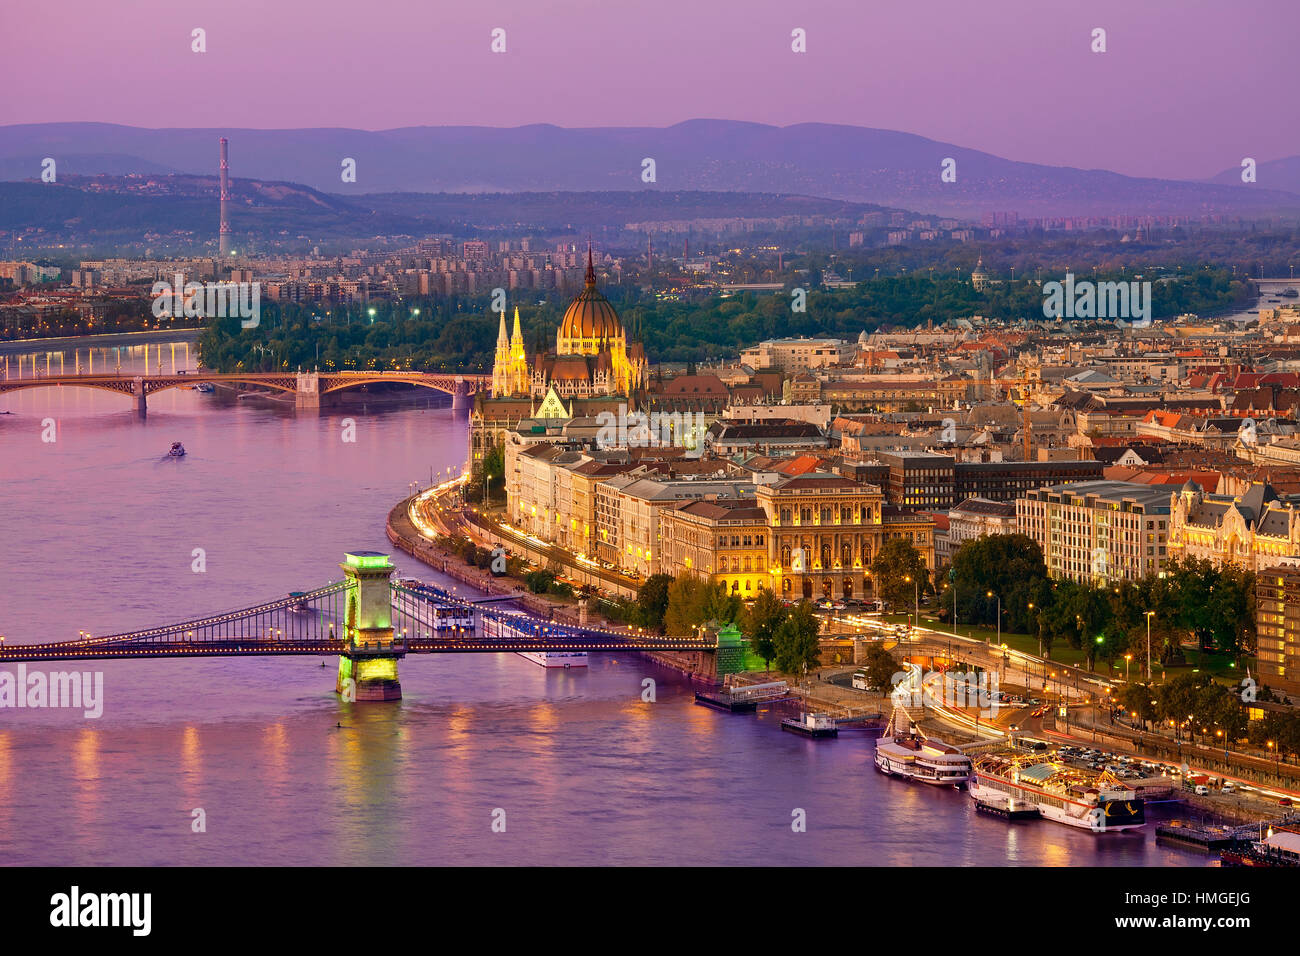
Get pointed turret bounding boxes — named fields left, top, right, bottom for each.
left=491, top=308, right=512, bottom=397
left=509, top=306, right=529, bottom=396
left=511, top=305, right=524, bottom=346
left=585, top=241, right=596, bottom=286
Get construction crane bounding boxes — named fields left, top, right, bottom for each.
left=1021, top=367, right=1033, bottom=461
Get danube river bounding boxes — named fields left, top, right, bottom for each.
left=0, top=340, right=1208, bottom=865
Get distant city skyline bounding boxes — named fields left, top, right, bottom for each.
left=0, top=0, right=1293, bottom=182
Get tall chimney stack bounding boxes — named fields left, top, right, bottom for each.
left=218, top=137, right=231, bottom=259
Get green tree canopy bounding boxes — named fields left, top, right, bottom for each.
left=870, top=538, right=929, bottom=613
left=773, top=602, right=822, bottom=675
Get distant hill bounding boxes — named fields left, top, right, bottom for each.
left=0, top=175, right=890, bottom=244
left=2, top=120, right=1297, bottom=219
left=1206, top=155, right=1300, bottom=197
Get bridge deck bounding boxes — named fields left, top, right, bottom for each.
left=0, top=578, right=715, bottom=662
left=0, top=638, right=714, bottom=662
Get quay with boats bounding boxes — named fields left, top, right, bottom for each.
left=970, top=749, right=1145, bottom=833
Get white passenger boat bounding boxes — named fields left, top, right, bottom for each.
left=873, top=706, right=973, bottom=788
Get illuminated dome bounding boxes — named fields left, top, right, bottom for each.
left=558, top=250, right=624, bottom=355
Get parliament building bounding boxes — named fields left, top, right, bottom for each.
left=471, top=249, right=646, bottom=473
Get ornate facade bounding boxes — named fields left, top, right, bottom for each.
left=473, top=247, right=645, bottom=475
left=754, top=474, right=935, bottom=601
left=490, top=248, right=645, bottom=401
left=1169, top=481, right=1300, bottom=571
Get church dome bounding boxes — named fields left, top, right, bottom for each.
left=559, top=250, right=623, bottom=351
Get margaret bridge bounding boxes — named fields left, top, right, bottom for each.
left=0, top=370, right=491, bottom=416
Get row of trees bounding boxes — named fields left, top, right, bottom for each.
left=195, top=266, right=1252, bottom=373
left=1117, top=673, right=1249, bottom=742
left=628, top=573, right=822, bottom=674
left=1116, top=671, right=1300, bottom=763
left=875, top=533, right=1255, bottom=672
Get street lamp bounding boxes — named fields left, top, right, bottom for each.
left=1145, top=610, right=1155, bottom=681
left=1124, top=653, right=1132, bottom=682
left=945, top=580, right=958, bottom=637
left=1028, top=602, right=1038, bottom=655
left=904, top=574, right=919, bottom=631
left=987, top=590, right=1000, bottom=646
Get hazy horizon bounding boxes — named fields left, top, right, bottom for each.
left=2, top=0, right=1294, bottom=182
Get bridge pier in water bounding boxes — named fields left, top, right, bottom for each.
left=295, top=371, right=321, bottom=412
left=133, top=376, right=147, bottom=418
left=336, top=551, right=404, bottom=701
left=450, top=376, right=471, bottom=414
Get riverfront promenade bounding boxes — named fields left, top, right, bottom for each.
left=388, top=481, right=1300, bottom=810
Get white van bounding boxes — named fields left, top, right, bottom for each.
left=1194, top=784, right=1209, bottom=796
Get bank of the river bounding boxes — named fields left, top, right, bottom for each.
left=0, top=326, right=203, bottom=355
left=387, top=493, right=741, bottom=682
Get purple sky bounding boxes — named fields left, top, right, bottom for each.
left=2, top=0, right=1293, bottom=180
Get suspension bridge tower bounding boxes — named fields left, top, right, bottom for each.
left=336, top=551, right=404, bottom=701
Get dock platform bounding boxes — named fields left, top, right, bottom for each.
left=1155, top=823, right=1241, bottom=851
left=694, top=691, right=759, bottom=713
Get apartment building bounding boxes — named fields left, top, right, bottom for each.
left=948, top=497, right=1018, bottom=553
left=1016, top=480, right=1172, bottom=584
left=879, top=452, right=957, bottom=509
left=1255, top=568, right=1300, bottom=696
left=739, top=337, right=852, bottom=372
left=658, top=500, right=772, bottom=597
left=795, top=374, right=971, bottom=411
left=594, top=475, right=758, bottom=578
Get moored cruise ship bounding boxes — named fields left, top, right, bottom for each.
left=873, top=707, right=973, bottom=788
left=480, top=612, right=589, bottom=668
left=516, top=650, right=589, bottom=669
left=970, top=750, right=1145, bottom=833
left=393, top=580, right=475, bottom=636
